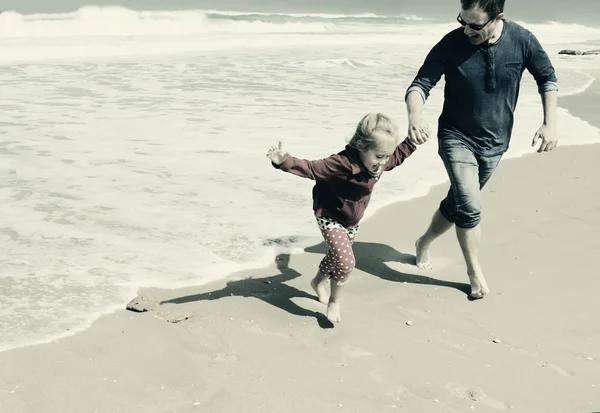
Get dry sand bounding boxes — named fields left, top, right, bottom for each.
left=1, top=76, right=599, bottom=413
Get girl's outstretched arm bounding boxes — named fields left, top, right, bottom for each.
left=384, top=137, right=418, bottom=171
left=267, top=141, right=350, bottom=181
left=266, top=141, right=289, bottom=165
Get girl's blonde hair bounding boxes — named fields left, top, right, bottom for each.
left=348, top=113, right=400, bottom=152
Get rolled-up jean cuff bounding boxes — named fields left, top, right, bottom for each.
left=438, top=199, right=455, bottom=224
left=439, top=199, right=481, bottom=228
left=455, top=216, right=481, bottom=229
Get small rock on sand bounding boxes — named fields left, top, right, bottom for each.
left=126, top=293, right=157, bottom=312
left=166, top=314, right=192, bottom=323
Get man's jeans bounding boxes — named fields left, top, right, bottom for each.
left=438, top=138, right=502, bottom=229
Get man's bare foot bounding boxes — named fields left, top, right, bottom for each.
left=415, top=237, right=433, bottom=270
left=310, top=277, right=329, bottom=304
left=327, top=300, right=341, bottom=323
left=468, top=271, right=490, bottom=299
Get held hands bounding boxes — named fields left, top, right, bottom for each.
left=532, top=124, right=558, bottom=153
left=407, top=116, right=431, bottom=146
left=266, top=141, right=288, bottom=165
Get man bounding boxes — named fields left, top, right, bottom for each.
left=405, top=0, right=558, bottom=298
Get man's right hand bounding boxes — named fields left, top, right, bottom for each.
left=407, top=117, right=431, bottom=146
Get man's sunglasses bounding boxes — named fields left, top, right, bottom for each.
left=456, top=13, right=494, bottom=31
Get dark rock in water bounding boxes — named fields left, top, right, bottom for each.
left=126, top=293, right=157, bottom=312
left=559, top=50, right=584, bottom=55
left=559, top=49, right=600, bottom=55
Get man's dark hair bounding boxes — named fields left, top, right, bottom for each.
left=460, top=0, right=505, bottom=18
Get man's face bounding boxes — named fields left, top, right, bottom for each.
left=458, top=6, right=503, bottom=45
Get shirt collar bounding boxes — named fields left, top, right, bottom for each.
left=345, top=145, right=365, bottom=175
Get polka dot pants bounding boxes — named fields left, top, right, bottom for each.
left=316, top=217, right=357, bottom=285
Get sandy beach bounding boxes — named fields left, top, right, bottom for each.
left=1, top=73, right=599, bottom=413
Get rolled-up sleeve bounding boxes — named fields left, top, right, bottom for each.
left=526, top=32, right=559, bottom=94
left=405, top=37, right=447, bottom=102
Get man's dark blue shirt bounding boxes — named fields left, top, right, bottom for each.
left=406, top=19, right=558, bottom=156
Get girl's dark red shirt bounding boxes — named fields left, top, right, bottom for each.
left=272, top=138, right=416, bottom=228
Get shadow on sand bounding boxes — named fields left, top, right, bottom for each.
left=161, top=253, right=335, bottom=328
left=304, top=241, right=470, bottom=295
left=161, top=241, right=470, bottom=328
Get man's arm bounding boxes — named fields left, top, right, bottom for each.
left=406, top=90, right=427, bottom=143
left=404, top=37, right=447, bottom=102
left=532, top=90, right=558, bottom=152
left=526, top=33, right=559, bottom=152
left=541, top=90, right=558, bottom=127
left=525, top=33, right=558, bottom=94
left=404, top=36, right=447, bottom=144
left=406, top=91, right=425, bottom=121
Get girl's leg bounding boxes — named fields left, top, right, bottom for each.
left=316, top=227, right=356, bottom=323
left=311, top=218, right=337, bottom=304
left=310, top=270, right=330, bottom=304
left=326, top=277, right=344, bottom=323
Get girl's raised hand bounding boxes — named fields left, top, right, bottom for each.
left=266, top=141, right=288, bottom=165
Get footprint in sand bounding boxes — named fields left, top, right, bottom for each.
left=540, top=361, right=573, bottom=377
left=242, top=321, right=290, bottom=339
left=339, top=345, right=385, bottom=385
left=503, top=343, right=574, bottom=378
left=212, top=352, right=238, bottom=362
left=446, top=382, right=509, bottom=410
left=368, top=369, right=417, bottom=401
left=341, top=345, right=374, bottom=358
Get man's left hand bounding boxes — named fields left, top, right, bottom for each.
left=531, top=124, right=558, bottom=153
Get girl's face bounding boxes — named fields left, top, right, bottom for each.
left=358, top=133, right=398, bottom=177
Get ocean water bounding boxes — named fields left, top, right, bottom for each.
left=1, top=5, right=600, bottom=352
left=5, top=0, right=600, bottom=26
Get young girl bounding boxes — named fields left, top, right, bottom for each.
left=266, top=113, right=419, bottom=323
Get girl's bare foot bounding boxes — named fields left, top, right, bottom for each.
left=468, top=271, right=490, bottom=299
left=310, top=275, right=329, bottom=304
left=327, top=279, right=343, bottom=323
left=327, top=300, right=341, bottom=323
left=415, top=237, right=433, bottom=270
